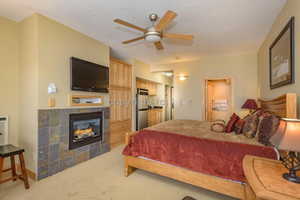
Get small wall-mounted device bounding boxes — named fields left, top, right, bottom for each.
left=0, top=116, right=8, bottom=145
left=48, top=83, right=57, bottom=94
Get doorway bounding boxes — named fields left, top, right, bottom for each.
left=205, top=78, right=232, bottom=122
left=165, top=85, right=173, bottom=121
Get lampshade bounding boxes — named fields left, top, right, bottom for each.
left=241, top=99, right=258, bottom=110
left=270, top=118, right=300, bottom=152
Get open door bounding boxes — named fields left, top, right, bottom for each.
left=205, top=79, right=232, bottom=121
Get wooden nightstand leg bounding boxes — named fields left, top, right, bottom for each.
left=10, top=155, right=17, bottom=181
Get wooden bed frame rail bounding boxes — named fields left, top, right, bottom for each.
left=124, top=132, right=245, bottom=199
left=124, top=93, right=297, bottom=200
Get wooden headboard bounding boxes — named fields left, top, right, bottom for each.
left=258, top=93, right=297, bottom=118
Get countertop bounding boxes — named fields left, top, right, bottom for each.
left=148, top=106, right=163, bottom=110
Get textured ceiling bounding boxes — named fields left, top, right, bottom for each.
left=0, top=0, right=286, bottom=64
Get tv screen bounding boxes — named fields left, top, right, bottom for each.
left=71, top=57, right=109, bottom=93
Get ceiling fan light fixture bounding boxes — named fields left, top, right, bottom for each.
left=144, top=27, right=161, bottom=43
left=145, top=34, right=161, bottom=42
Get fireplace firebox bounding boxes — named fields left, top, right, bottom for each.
left=69, top=112, right=103, bottom=150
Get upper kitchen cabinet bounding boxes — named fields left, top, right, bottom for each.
left=136, top=78, right=147, bottom=90
left=147, top=81, right=157, bottom=96
left=136, top=78, right=158, bottom=96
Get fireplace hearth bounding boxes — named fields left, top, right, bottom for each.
left=69, top=112, right=103, bottom=150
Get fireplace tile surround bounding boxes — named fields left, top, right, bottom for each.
left=38, top=107, right=110, bottom=180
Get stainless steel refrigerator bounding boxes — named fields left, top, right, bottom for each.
left=136, top=88, right=149, bottom=130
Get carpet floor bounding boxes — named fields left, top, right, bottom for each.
left=0, top=145, right=236, bottom=200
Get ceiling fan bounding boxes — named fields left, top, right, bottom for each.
left=114, top=10, right=194, bottom=50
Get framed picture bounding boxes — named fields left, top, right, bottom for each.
left=269, top=17, right=295, bottom=89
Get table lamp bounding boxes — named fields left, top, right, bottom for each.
left=270, top=118, right=300, bottom=183
left=241, top=99, right=258, bottom=113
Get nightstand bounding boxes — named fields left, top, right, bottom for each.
left=243, top=155, right=300, bottom=200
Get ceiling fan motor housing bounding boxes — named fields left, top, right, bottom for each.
left=149, top=13, right=158, bottom=22
left=145, top=27, right=161, bottom=42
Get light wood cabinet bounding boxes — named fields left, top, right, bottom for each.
left=141, top=81, right=148, bottom=90
left=109, top=58, right=132, bottom=148
left=148, top=109, right=163, bottom=127
left=148, top=81, right=157, bottom=96
left=110, top=119, right=131, bottom=148
left=136, top=79, right=142, bottom=89
left=136, top=78, right=158, bottom=96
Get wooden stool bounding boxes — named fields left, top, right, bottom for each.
left=0, top=145, right=30, bottom=189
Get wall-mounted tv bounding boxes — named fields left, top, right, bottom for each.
left=71, top=57, right=109, bottom=93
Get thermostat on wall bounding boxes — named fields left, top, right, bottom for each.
left=0, top=116, right=8, bottom=145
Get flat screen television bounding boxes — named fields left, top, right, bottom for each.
left=71, top=57, right=109, bottom=93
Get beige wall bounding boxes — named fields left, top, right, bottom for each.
left=37, top=15, right=110, bottom=108
left=0, top=17, right=19, bottom=145
left=258, top=0, right=300, bottom=117
left=17, top=14, right=110, bottom=173
left=160, top=53, right=258, bottom=121
left=19, top=14, right=39, bottom=172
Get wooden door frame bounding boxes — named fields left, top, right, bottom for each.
left=203, top=77, right=233, bottom=121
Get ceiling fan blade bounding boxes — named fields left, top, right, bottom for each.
left=122, top=36, right=145, bottom=44
left=163, top=33, right=194, bottom=40
left=154, top=41, right=164, bottom=50
left=114, top=19, right=147, bottom=32
left=155, top=10, right=177, bottom=32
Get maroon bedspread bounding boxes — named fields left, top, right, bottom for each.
left=123, top=130, right=277, bottom=182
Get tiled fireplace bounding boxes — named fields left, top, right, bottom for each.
left=38, top=107, right=110, bottom=180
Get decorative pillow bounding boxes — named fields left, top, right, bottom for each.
left=255, top=111, right=272, bottom=138
left=225, top=113, right=240, bottom=133
left=234, top=119, right=245, bottom=134
left=257, top=114, right=280, bottom=145
left=211, top=122, right=225, bottom=133
left=243, top=113, right=259, bottom=138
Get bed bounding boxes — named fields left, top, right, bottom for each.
left=123, top=93, right=297, bottom=199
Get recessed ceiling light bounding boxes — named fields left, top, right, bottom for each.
left=164, top=72, right=173, bottom=77
left=179, top=76, right=187, bottom=81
